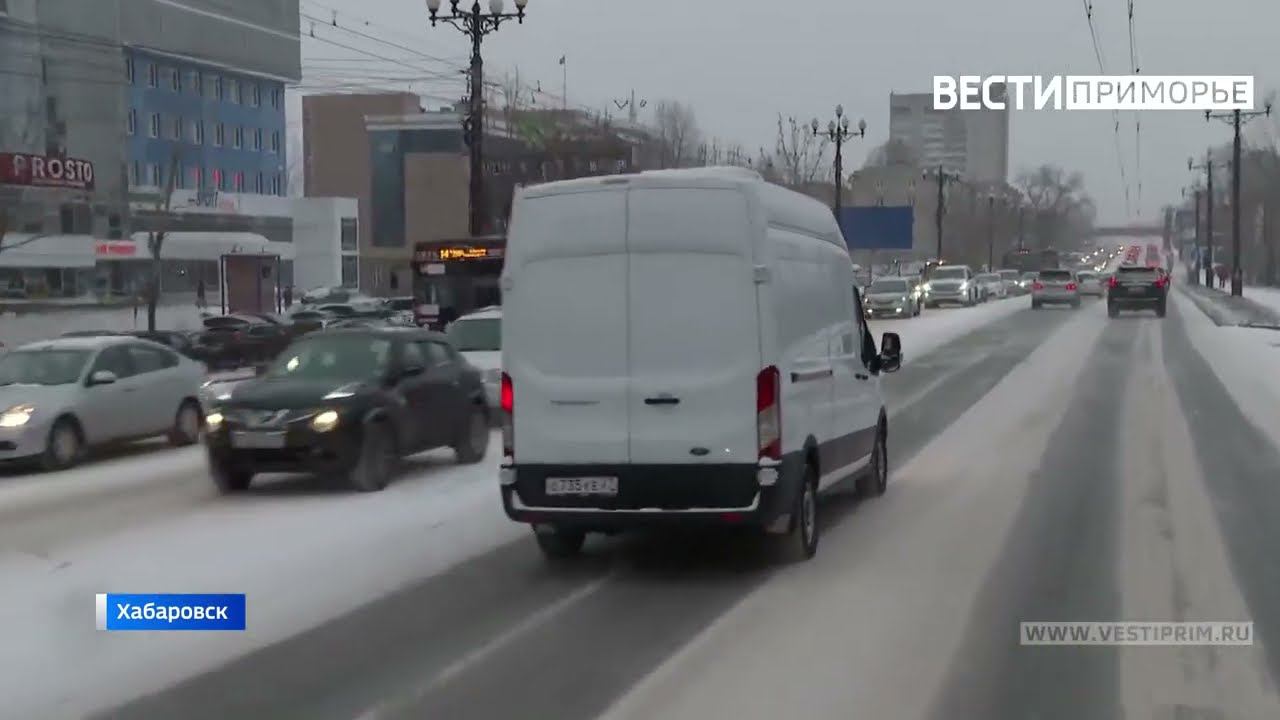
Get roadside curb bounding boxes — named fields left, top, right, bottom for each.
left=1176, top=283, right=1280, bottom=327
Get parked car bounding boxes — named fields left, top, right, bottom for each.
left=0, top=335, right=205, bottom=470
left=286, top=309, right=336, bottom=334
left=923, top=265, right=979, bottom=307
left=1075, top=270, right=1105, bottom=297
left=863, top=276, right=921, bottom=318
left=974, top=273, right=1007, bottom=300
left=445, top=306, right=502, bottom=409
left=499, top=168, right=902, bottom=561
left=1031, top=269, right=1081, bottom=309
left=316, top=303, right=359, bottom=319
left=202, top=327, right=490, bottom=493
left=193, top=315, right=293, bottom=370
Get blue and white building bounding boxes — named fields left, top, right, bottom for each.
left=124, top=48, right=290, bottom=196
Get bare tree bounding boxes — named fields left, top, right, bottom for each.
left=773, top=115, right=830, bottom=188
left=499, top=68, right=527, bottom=138
left=652, top=100, right=700, bottom=168
left=145, top=153, right=182, bottom=331
left=1015, top=164, right=1094, bottom=248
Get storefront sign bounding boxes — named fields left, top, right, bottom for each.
left=95, top=241, right=137, bottom=257
left=413, top=246, right=505, bottom=262
left=182, top=189, right=240, bottom=214
left=1, top=152, right=95, bottom=190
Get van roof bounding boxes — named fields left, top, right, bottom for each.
left=515, top=167, right=846, bottom=253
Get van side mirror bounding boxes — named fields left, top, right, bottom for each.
left=879, top=332, right=902, bottom=373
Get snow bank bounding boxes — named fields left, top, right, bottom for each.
left=1245, top=286, right=1280, bottom=319
left=1171, top=292, right=1280, bottom=452
left=869, top=296, right=1027, bottom=365
left=0, top=438, right=520, bottom=719
left=1, top=304, right=208, bottom=348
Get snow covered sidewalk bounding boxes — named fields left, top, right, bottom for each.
left=1175, top=282, right=1280, bottom=327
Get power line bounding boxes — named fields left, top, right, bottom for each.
left=1127, top=0, right=1142, bottom=215
left=1082, top=0, right=1132, bottom=218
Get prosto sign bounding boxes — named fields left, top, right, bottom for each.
left=0, top=152, right=95, bottom=190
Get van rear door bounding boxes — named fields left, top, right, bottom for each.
left=504, top=188, right=630, bottom=464
left=625, top=186, right=762, bottom=465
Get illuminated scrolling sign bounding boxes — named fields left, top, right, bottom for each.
left=414, top=246, right=505, bottom=263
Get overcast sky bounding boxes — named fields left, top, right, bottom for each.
left=308, top=0, right=1278, bottom=225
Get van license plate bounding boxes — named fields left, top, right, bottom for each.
left=546, top=477, right=618, bottom=496
left=231, top=431, right=286, bottom=449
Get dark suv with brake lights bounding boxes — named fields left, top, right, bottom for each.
left=1107, top=265, right=1168, bottom=317
left=203, top=328, right=491, bottom=493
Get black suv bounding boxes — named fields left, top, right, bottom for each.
left=1107, top=265, right=1169, bottom=318
left=203, top=328, right=490, bottom=493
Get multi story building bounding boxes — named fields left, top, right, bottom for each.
left=888, top=87, right=1009, bottom=184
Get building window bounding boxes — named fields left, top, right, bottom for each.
left=170, top=115, right=182, bottom=140
left=214, top=75, right=224, bottom=101
left=270, top=131, right=280, bottom=153
left=214, top=122, right=224, bottom=147
left=126, top=109, right=136, bottom=136
left=271, top=87, right=282, bottom=109
left=215, top=169, right=228, bottom=191
left=254, top=172, right=263, bottom=193
left=168, top=67, right=181, bottom=92
left=228, top=78, right=240, bottom=104
left=187, top=70, right=201, bottom=95
left=126, top=57, right=135, bottom=84
left=189, top=165, right=201, bottom=189
left=147, top=62, right=159, bottom=88
left=147, top=163, right=160, bottom=186
left=232, top=126, right=243, bottom=149
left=341, top=256, right=358, bottom=288
left=250, top=84, right=261, bottom=107
left=271, top=174, right=281, bottom=196
left=252, top=128, right=262, bottom=151
left=340, top=218, right=358, bottom=250
left=107, top=213, right=123, bottom=239
left=129, top=162, right=140, bottom=187
left=148, top=113, right=160, bottom=138
left=191, top=119, right=203, bottom=144
left=204, top=72, right=218, bottom=99
left=175, top=163, right=185, bottom=189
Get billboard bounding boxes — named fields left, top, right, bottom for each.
left=0, top=152, right=95, bottom=190
left=838, top=206, right=913, bottom=251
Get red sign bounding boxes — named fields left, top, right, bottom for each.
left=95, top=241, right=136, bottom=257
left=1, top=152, right=95, bottom=190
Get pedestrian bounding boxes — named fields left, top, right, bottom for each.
left=284, top=285, right=293, bottom=310
left=1215, top=264, right=1229, bottom=289
left=196, top=277, right=207, bottom=310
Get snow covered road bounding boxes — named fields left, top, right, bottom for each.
left=9, top=284, right=1280, bottom=720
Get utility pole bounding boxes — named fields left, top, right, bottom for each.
left=1192, top=187, right=1202, bottom=284
left=1207, top=103, right=1272, bottom=295
left=1016, top=204, right=1025, bottom=251
left=147, top=152, right=181, bottom=331
left=1190, top=152, right=1215, bottom=288
left=613, top=90, right=647, bottom=124
left=986, top=195, right=996, bottom=271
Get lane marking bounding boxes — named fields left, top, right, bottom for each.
left=352, top=576, right=610, bottom=720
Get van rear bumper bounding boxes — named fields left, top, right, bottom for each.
left=500, top=458, right=804, bottom=529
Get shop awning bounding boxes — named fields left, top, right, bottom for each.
left=128, top=232, right=296, bottom=262
left=0, top=234, right=97, bottom=269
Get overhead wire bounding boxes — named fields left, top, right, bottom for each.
left=1082, top=0, right=1132, bottom=218
left=1127, top=0, right=1142, bottom=215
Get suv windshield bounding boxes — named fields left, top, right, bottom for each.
left=932, top=267, right=968, bottom=280
left=447, top=317, right=501, bottom=352
left=0, top=349, right=91, bottom=386
left=869, top=279, right=908, bottom=294
left=267, top=335, right=391, bottom=380
left=1040, top=270, right=1072, bottom=280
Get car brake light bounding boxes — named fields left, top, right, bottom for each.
left=1032, top=281, right=1044, bottom=290
left=1065, top=282, right=1077, bottom=291
left=1109, top=276, right=1119, bottom=288
left=500, top=372, right=514, bottom=457
left=756, top=366, right=781, bottom=460
left=1155, top=275, right=1169, bottom=288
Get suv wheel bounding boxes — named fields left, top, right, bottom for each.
left=453, top=405, right=490, bottom=464
left=534, top=526, right=586, bottom=559
left=348, top=423, right=397, bottom=492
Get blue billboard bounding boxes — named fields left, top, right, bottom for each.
left=838, top=206, right=914, bottom=251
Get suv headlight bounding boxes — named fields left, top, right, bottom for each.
left=311, top=409, right=340, bottom=432
left=0, top=404, right=35, bottom=428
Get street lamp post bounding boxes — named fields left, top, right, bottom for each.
left=923, top=166, right=962, bottom=262
left=426, top=0, right=529, bottom=238
left=1189, top=152, right=1215, bottom=288
left=1206, top=104, right=1272, bottom=295
left=986, top=194, right=997, bottom=272
left=810, top=106, right=866, bottom=219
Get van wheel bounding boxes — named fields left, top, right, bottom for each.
left=771, top=464, right=819, bottom=562
left=169, top=399, right=202, bottom=446
left=348, top=423, right=397, bottom=492
left=42, top=417, right=83, bottom=471
left=857, top=424, right=888, bottom=498
left=453, top=405, right=489, bottom=464
left=534, top=526, right=586, bottom=559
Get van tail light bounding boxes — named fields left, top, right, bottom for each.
left=1032, top=281, right=1044, bottom=290
left=1065, top=282, right=1078, bottom=291
left=756, top=366, right=781, bottom=460
left=1109, top=276, right=1119, bottom=288
left=500, top=372, right=514, bottom=457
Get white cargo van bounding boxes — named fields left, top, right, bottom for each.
left=498, top=167, right=902, bottom=561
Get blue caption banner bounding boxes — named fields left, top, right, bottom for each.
left=96, top=593, right=246, bottom=631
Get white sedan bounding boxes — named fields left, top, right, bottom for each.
left=0, top=335, right=206, bottom=470
left=445, top=306, right=503, bottom=411
left=1076, top=271, right=1105, bottom=297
